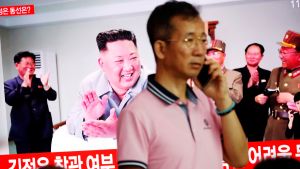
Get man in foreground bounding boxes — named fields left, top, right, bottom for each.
left=117, top=1, right=248, bottom=168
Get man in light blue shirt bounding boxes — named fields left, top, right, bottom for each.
left=66, top=29, right=147, bottom=139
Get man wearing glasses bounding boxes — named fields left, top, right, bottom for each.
left=256, top=30, right=300, bottom=140
left=117, top=1, right=248, bottom=169
left=207, top=39, right=243, bottom=103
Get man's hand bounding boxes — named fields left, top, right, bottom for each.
left=82, top=108, right=118, bottom=138
left=196, top=59, right=232, bottom=109
left=22, top=68, right=32, bottom=87
left=248, top=70, right=259, bottom=88
left=255, top=94, right=268, bottom=105
left=276, top=92, right=294, bottom=104
left=41, top=72, right=50, bottom=90
left=195, top=60, right=248, bottom=167
left=288, top=110, right=295, bottom=129
left=82, top=91, right=108, bottom=121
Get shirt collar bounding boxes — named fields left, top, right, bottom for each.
left=16, top=75, right=23, bottom=85
left=284, top=66, right=300, bottom=78
left=16, top=74, right=37, bottom=85
left=147, top=74, right=197, bottom=105
left=96, top=72, right=112, bottom=97
left=127, top=68, right=148, bottom=96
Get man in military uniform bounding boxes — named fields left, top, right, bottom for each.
left=207, top=39, right=243, bottom=103
left=256, top=30, right=300, bottom=140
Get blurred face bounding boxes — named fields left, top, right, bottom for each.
left=99, top=40, right=141, bottom=93
left=279, top=47, right=300, bottom=69
left=15, top=57, right=35, bottom=78
left=245, top=45, right=263, bottom=67
left=161, top=16, right=207, bottom=79
left=207, top=50, right=225, bottom=66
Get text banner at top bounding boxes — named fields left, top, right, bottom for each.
left=0, top=5, right=34, bottom=16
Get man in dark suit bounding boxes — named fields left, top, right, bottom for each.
left=235, top=43, right=271, bottom=141
left=4, top=51, right=57, bottom=153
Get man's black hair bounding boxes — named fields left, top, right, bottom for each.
left=147, top=0, right=199, bottom=50
left=96, top=29, right=137, bottom=52
left=13, top=51, right=36, bottom=63
left=245, top=43, right=265, bottom=55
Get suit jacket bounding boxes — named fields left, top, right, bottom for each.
left=4, top=75, right=57, bottom=141
left=234, top=66, right=271, bottom=141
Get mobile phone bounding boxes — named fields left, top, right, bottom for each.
left=197, top=64, right=211, bottom=87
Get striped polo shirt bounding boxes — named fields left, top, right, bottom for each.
left=117, top=74, right=223, bottom=169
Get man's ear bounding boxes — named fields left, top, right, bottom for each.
left=154, top=40, right=167, bottom=60
left=98, top=56, right=103, bottom=68
left=15, top=63, right=19, bottom=69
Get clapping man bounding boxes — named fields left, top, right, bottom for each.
left=235, top=43, right=270, bottom=141
left=5, top=51, right=57, bottom=153
left=67, top=29, right=147, bottom=140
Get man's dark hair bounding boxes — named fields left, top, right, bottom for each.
left=147, top=0, right=199, bottom=49
left=96, top=29, right=137, bottom=52
left=245, top=43, right=265, bottom=55
left=13, top=51, right=36, bottom=63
